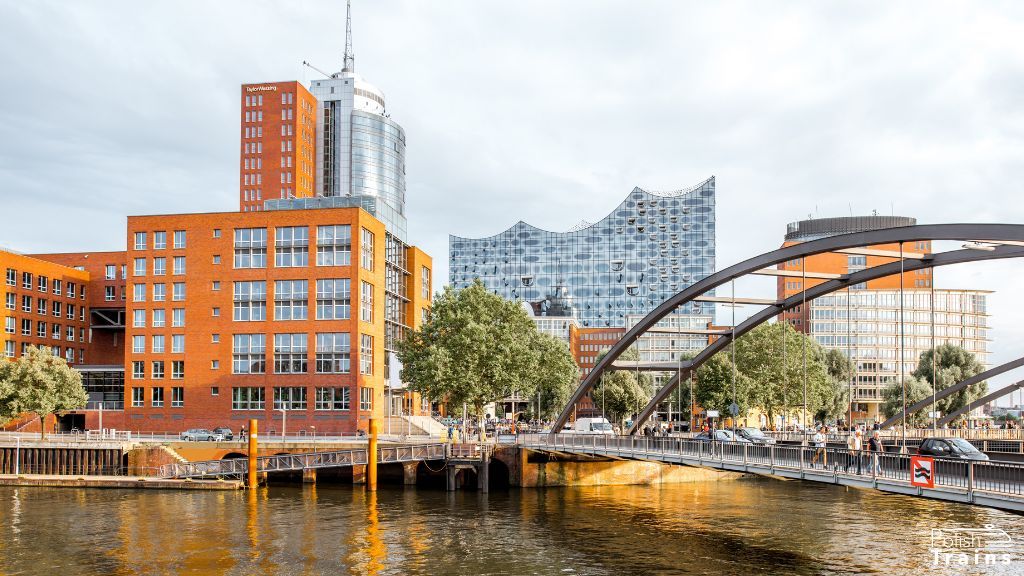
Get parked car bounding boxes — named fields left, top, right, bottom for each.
left=213, top=427, right=234, bottom=441
left=733, top=427, right=776, bottom=445
left=694, top=430, right=750, bottom=443
left=180, top=428, right=223, bottom=442
left=917, top=438, right=989, bottom=461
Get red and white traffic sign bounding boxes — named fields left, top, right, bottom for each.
left=910, top=456, right=935, bottom=488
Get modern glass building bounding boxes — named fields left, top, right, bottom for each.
left=449, top=177, right=716, bottom=328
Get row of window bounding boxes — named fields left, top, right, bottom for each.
left=5, top=269, right=83, bottom=299
left=230, top=333, right=372, bottom=375
left=131, top=283, right=186, bottom=302
left=228, top=386, right=372, bottom=411
left=132, top=308, right=186, bottom=328
left=3, top=341, right=83, bottom=362
left=132, top=256, right=186, bottom=277
left=230, top=279, right=373, bottom=322
left=130, top=386, right=184, bottom=408
left=130, top=360, right=184, bottom=380
left=5, top=295, right=84, bottom=320
left=4, top=317, right=84, bottom=341
left=232, top=225, right=372, bottom=270
left=131, top=334, right=185, bottom=354
left=133, top=231, right=186, bottom=251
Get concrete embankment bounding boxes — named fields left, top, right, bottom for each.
left=0, top=474, right=242, bottom=490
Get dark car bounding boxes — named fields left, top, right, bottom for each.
left=213, top=427, right=234, bottom=441
left=733, top=427, right=776, bottom=445
left=917, top=438, right=989, bottom=461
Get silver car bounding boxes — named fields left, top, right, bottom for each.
left=180, top=428, right=223, bottom=442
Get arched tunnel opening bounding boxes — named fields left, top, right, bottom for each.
left=488, top=458, right=511, bottom=491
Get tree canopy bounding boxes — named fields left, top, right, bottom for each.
left=910, top=344, right=987, bottom=417
left=0, top=346, right=87, bottom=438
left=592, top=347, right=653, bottom=425
left=881, top=376, right=934, bottom=428
left=396, top=280, right=578, bottom=436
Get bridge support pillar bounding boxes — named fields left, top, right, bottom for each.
left=302, top=468, right=317, bottom=484
left=446, top=466, right=457, bottom=491
left=402, top=461, right=418, bottom=485
left=477, top=460, right=489, bottom=494
left=352, top=464, right=367, bottom=485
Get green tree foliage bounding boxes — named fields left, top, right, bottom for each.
left=0, top=346, right=87, bottom=438
left=911, top=344, right=987, bottom=417
left=592, top=347, right=653, bottom=425
left=531, top=332, right=580, bottom=420
left=693, top=352, right=755, bottom=416
left=396, top=280, right=578, bottom=438
left=881, top=376, right=934, bottom=428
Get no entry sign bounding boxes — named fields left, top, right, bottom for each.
left=910, top=456, right=935, bottom=489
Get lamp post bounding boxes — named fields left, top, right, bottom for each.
left=278, top=407, right=287, bottom=440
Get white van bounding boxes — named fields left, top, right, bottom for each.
left=570, top=417, right=614, bottom=435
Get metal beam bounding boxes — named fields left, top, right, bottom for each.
left=692, top=295, right=780, bottom=306
left=752, top=269, right=844, bottom=279
left=938, top=381, right=1024, bottom=426
left=835, top=247, right=927, bottom=259
left=878, top=356, right=1024, bottom=429
left=609, top=360, right=692, bottom=372
left=641, top=328, right=731, bottom=335
left=552, top=224, right=1024, bottom=435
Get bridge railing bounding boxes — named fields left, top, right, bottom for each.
left=517, top=434, right=1024, bottom=502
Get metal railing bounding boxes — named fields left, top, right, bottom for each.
left=159, top=443, right=448, bottom=478
left=517, top=434, right=1024, bottom=504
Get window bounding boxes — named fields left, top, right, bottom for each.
left=21, top=319, right=30, bottom=336
left=152, top=361, right=164, bottom=379
left=153, top=231, right=167, bottom=250
left=315, top=333, right=350, bottom=373
left=172, top=283, right=186, bottom=301
left=211, top=360, right=220, bottom=370
left=171, top=387, right=184, bottom=407
left=153, top=309, right=166, bottom=327
left=5, top=293, right=14, bottom=310
left=234, top=228, right=267, bottom=268
left=172, top=308, right=185, bottom=327
left=51, top=323, right=60, bottom=340
left=211, top=386, right=219, bottom=396
left=4, top=317, right=14, bottom=334
left=134, top=232, right=147, bottom=250
left=132, top=361, right=145, bottom=380
left=232, top=387, right=265, bottom=410
left=5, top=268, right=14, bottom=286
left=132, top=387, right=144, bottom=407
left=212, top=255, right=221, bottom=265
left=173, top=230, right=187, bottom=249
left=66, top=304, right=75, bottom=320
left=152, top=335, right=165, bottom=354
left=21, top=296, right=30, bottom=312
left=133, top=284, right=146, bottom=302
left=171, top=361, right=184, bottom=379
left=132, top=335, right=145, bottom=354
left=153, top=283, right=166, bottom=302
left=315, top=387, right=350, bottom=411
left=37, top=276, right=48, bottom=292
left=316, top=279, right=350, bottom=319
left=150, top=387, right=164, bottom=407
left=274, top=333, right=307, bottom=373
left=105, top=286, right=116, bottom=301
left=360, top=228, right=374, bottom=270
left=121, top=265, right=127, bottom=280
left=4, top=341, right=13, bottom=358
left=212, top=307, right=220, bottom=317
left=152, top=257, right=166, bottom=276
left=173, top=256, right=186, bottom=275
left=233, top=334, right=266, bottom=373
left=53, top=280, right=62, bottom=296
left=274, top=280, right=308, bottom=320
left=421, top=266, right=431, bottom=299
left=172, top=335, right=185, bottom=353
left=316, top=225, right=351, bottom=266
left=360, top=281, right=373, bottom=322
left=274, top=226, right=309, bottom=267
left=212, top=281, right=221, bottom=291
left=213, top=229, right=221, bottom=239
left=360, top=387, right=373, bottom=411
left=211, top=333, right=220, bottom=343
left=360, top=334, right=373, bottom=375
left=133, top=309, right=146, bottom=328
left=51, top=301, right=60, bottom=318
left=233, top=281, right=267, bottom=321
left=134, top=258, right=147, bottom=276
left=21, top=272, right=31, bottom=289
left=67, top=283, right=76, bottom=299
left=273, top=387, right=307, bottom=410
left=37, top=299, right=46, bottom=315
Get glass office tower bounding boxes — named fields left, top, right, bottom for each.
left=449, top=177, right=716, bottom=328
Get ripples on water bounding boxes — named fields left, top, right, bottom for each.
left=0, top=478, right=1021, bottom=575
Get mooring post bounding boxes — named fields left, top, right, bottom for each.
left=368, top=418, right=379, bottom=491
left=247, top=418, right=258, bottom=489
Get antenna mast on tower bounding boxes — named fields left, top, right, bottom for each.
left=342, top=0, right=355, bottom=72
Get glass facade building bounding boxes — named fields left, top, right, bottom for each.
left=449, top=177, right=716, bottom=328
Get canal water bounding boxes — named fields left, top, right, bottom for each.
left=0, top=479, right=1021, bottom=575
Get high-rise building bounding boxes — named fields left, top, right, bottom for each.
left=449, top=177, right=716, bottom=329
left=779, top=215, right=991, bottom=424
left=239, top=81, right=318, bottom=212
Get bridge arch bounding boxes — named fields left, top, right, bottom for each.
left=550, top=224, right=1024, bottom=434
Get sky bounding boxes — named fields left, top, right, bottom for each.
left=2, top=0, right=1023, bottom=405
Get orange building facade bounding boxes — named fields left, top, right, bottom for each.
left=239, top=81, right=317, bottom=213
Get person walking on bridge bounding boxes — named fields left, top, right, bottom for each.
left=811, top=427, right=828, bottom=468
left=845, top=429, right=862, bottom=474
left=867, top=431, right=883, bottom=474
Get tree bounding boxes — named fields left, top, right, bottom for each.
left=0, top=360, right=22, bottom=426
left=0, top=346, right=87, bottom=439
left=693, top=352, right=755, bottom=420
left=911, top=344, right=987, bottom=418
left=592, top=347, right=652, bottom=426
left=881, top=376, right=934, bottom=428
left=396, top=280, right=577, bottom=439
left=530, top=332, right=579, bottom=420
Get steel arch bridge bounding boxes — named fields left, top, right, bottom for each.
left=550, top=224, right=1024, bottom=435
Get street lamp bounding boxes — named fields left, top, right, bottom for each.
left=278, top=406, right=287, bottom=440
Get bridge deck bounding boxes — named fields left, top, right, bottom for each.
left=519, top=435, right=1024, bottom=513
left=160, top=443, right=447, bottom=479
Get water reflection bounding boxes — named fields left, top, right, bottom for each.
left=0, top=479, right=1020, bottom=575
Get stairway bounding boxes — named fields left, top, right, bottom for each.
left=382, top=416, right=436, bottom=437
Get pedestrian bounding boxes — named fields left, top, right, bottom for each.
left=447, top=425, right=454, bottom=442
left=846, top=429, right=862, bottom=474
left=811, top=426, right=828, bottom=468
left=868, top=431, right=883, bottom=474
left=239, top=426, right=247, bottom=441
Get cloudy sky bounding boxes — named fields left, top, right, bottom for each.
left=2, top=1, right=1023, bottom=404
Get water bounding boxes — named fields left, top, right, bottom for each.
left=0, top=479, right=1021, bottom=575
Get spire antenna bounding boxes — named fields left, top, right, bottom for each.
left=342, top=0, right=355, bottom=73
